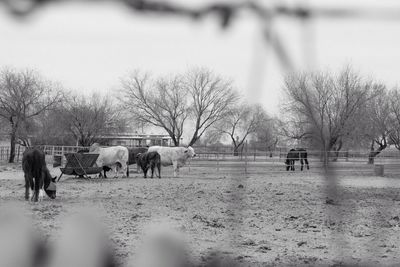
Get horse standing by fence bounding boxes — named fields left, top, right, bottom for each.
left=285, top=148, right=310, bottom=171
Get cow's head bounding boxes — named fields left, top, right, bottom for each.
left=184, top=146, right=196, bottom=158
left=45, top=173, right=57, bottom=199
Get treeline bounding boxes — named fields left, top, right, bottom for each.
left=0, top=67, right=274, bottom=163
left=281, top=66, right=400, bottom=164
left=1, top=65, right=399, bottom=164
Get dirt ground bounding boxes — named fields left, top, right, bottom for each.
left=1, top=162, right=400, bottom=266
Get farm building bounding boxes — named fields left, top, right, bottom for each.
left=97, top=132, right=175, bottom=147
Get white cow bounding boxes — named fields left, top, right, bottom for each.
left=89, top=143, right=129, bottom=178
left=147, top=146, right=195, bottom=177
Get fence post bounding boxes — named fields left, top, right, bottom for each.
left=245, top=140, right=248, bottom=174
left=217, top=152, right=219, bottom=172
left=61, top=146, right=65, bottom=166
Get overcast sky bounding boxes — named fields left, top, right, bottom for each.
left=1, top=0, right=400, bottom=114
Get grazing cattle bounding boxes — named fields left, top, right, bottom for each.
left=136, top=152, right=161, bottom=178
left=147, top=146, right=195, bottom=177
left=285, top=148, right=310, bottom=171
left=22, top=148, right=57, bottom=202
left=89, top=143, right=129, bottom=178
left=79, top=147, right=148, bottom=178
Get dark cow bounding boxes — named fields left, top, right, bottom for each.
left=128, top=147, right=148, bottom=175
left=22, top=148, right=57, bottom=202
left=136, top=152, right=161, bottom=178
left=128, top=147, right=148, bottom=165
left=285, top=148, right=310, bottom=171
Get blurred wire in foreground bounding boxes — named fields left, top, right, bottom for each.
left=3, top=0, right=400, bottom=71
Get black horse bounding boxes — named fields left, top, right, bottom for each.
left=285, top=148, right=309, bottom=171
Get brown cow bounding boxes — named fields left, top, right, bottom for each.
left=22, top=148, right=57, bottom=202
left=136, top=152, right=161, bottom=178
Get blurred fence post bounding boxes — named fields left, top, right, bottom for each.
left=217, top=152, right=219, bottom=172
left=245, top=140, right=248, bottom=174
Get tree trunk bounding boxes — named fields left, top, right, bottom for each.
left=368, top=140, right=386, bottom=164
left=188, top=135, right=198, bottom=147
left=332, top=147, right=341, bottom=162
left=233, top=145, right=239, bottom=156
left=9, top=128, right=17, bottom=163
left=172, top=136, right=179, bottom=146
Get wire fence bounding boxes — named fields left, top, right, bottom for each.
left=2, top=144, right=399, bottom=175
left=1, top=1, right=400, bottom=265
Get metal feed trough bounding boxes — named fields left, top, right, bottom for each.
left=58, top=153, right=103, bottom=181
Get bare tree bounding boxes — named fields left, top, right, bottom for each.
left=120, top=68, right=237, bottom=146
left=254, top=117, right=279, bottom=152
left=186, top=68, right=238, bottom=146
left=120, top=72, right=188, bottom=146
left=0, top=67, right=62, bottom=162
left=361, top=84, right=391, bottom=163
left=63, top=94, right=124, bottom=146
left=389, top=87, right=400, bottom=150
left=213, top=103, right=268, bottom=155
left=283, top=67, right=375, bottom=163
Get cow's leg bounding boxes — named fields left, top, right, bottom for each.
left=126, top=164, right=129, bottom=178
left=30, top=178, right=35, bottom=201
left=300, top=159, right=304, bottom=171
left=24, top=173, right=32, bottom=201
left=157, top=162, right=161, bottom=179
left=38, top=188, right=45, bottom=202
left=291, top=161, right=295, bottom=171
left=304, top=158, right=310, bottom=170
left=143, top=166, right=148, bottom=178
left=38, top=171, right=45, bottom=201
left=32, top=177, right=40, bottom=202
left=120, top=161, right=128, bottom=178
left=150, top=163, right=154, bottom=178
left=112, top=165, right=118, bottom=178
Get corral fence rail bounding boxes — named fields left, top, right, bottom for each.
left=1, top=144, right=399, bottom=175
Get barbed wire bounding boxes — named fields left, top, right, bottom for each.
left=2, top=0, right=399, bottom=265
left=3, top=0, right=400, bottom=22
left=2, top=0, right=400, bottom=78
